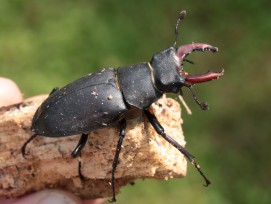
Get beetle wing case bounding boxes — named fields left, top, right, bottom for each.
left=32, top=68, right=127, bottom=137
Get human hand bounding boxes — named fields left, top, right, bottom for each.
left=0, top=77, right=23, bottom=107
left=0, top=77, right=105, bottom=204
left=0, top=189, right=105, bottom=204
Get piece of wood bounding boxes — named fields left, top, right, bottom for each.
left=0, top=95, right=187, bottom=199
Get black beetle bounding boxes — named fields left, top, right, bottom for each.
left=22, top=11, right=223, bottom=202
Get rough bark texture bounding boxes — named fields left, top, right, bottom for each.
left=0, top=95, right=186, bottom=199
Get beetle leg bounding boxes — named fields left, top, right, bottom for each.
left=70, top=134, right=89, bottom=180
left=49, top=87, right=59, bottom=95
left=144, top=109, right=211, bottom=187
left=21, top=133, right=39, bottom=158
left=185, top=85, right=209, bottom=110
left=183, top=70, right=224, bottom=110
left=78, top=160, right=87, bottom=181
left=71, top=133, right=89, bottom=158
left=109, top=119, right=126, bottom=203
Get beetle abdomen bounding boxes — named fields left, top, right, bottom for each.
left=32, top=68, right=127, bottom=137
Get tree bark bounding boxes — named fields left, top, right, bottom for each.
left=0, top=95, right=186, bottom=199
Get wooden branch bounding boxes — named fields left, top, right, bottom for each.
left=0, top=95, right=187, bottom=199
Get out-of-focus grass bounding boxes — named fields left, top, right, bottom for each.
left=1, top=0, right=271, bottom=203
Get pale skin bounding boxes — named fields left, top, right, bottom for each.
left=0, top=77, right=105, bottom=204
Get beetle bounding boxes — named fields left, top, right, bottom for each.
left=22, top=10, right=224, bottom=202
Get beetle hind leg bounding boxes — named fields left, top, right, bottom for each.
left=109, top=119, right=126, bottom=203
left=21, top=133, right=39, bottom=158
left=144, top=109, right=211, bottom=187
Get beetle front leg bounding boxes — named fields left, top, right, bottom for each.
left=144, top=109, right=211, bottom=187
left=71, top=133, right=89, bottom=180
left=71, top=133, right=89, bottom=158
left=71, top=134, right=88, bottom=178
left=109, top=119, right=126, bottom=203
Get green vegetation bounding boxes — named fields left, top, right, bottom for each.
left=1, top=0, right=270, bottom=203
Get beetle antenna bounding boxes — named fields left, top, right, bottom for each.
left=183, top=59, right=194, bottom=64
left=173, top=10, right=186, bottom=48
left=185, top=85, right=209, bottom=110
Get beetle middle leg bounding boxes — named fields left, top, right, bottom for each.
left=109, top=119, right=126, bottom=203
left=144, top=109, right=211, bottom=187
left=71, top=133, right=89, bottom=180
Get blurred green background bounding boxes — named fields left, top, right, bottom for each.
left=1, top=0, right=271, bottom=203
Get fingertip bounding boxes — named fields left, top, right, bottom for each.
left=0, top=77, right=23, bottom=107
left=12, top=189, right=83, bottom=204
left=5, top=190, right=106, bottom=204
left=83, top=198, right=106, bottom=204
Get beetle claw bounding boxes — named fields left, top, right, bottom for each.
left=183, top=69, right=224, bottom=110
left=185, top=69, right=224, bottom=85
left=174, top=43, right=223, bottom=110
left=176, top=43, right=218, bottom=61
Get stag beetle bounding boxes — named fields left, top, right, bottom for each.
left=22, top=11, right=224, bottom=202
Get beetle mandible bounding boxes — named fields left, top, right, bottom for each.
left=22, top=10, right=224, bottom=202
